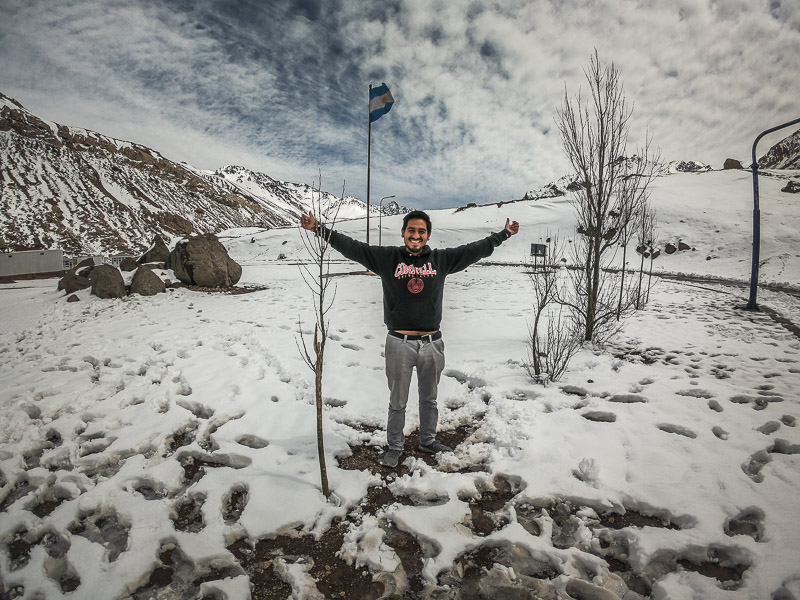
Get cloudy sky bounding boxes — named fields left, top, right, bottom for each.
left=1, top=0, right=798, bottom=209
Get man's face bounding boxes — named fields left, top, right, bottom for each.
left=402, top=218, right=430, bottom=255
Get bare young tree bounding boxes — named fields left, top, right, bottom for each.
left=524, top=235, right=583, bottom=383
left=555, top=50, right=657, bottom=341
left=296, top=175, right=343, bottom=499
left=635, top=203, right=657, bottom=310
left=525, top=235, right=561, bottom=378
left=615, top=143, right=661, bottom=319
left=558, top=236, right=632, bottom=344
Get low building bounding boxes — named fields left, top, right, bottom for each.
left=1, top=249, right=64, bottom=278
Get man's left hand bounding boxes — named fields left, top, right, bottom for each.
left=504, top=218, right=520, bottom=236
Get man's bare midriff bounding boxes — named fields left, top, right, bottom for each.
left=394, top=330, right=438, bottom=335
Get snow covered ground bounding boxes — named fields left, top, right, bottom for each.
left=1, top=169, right=799, bottom=599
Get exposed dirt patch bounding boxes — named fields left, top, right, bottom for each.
left=228, top=520, right=384, bottom=600
left=337, top=424, right=481, bottom=476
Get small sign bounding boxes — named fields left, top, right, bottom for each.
left=530, top=243, right=547, bottom=257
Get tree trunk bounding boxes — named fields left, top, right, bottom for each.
left=636, top=253, right=645, bottom=309
left=314, top=328, right=330, bottom=498
left=617, top=244, right=628, bottom=320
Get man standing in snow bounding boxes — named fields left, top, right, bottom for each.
left=300, top=210, right=519, bottom=467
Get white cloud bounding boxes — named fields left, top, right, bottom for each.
left=1, top=0, right=798, bottom=209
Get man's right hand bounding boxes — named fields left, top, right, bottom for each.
left=300, top=211, right=317, bottom=231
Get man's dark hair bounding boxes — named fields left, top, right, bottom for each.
left=402, top=210, right=432, bottom=233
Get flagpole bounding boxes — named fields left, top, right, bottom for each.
left=366, top=84, right=372, bottom=244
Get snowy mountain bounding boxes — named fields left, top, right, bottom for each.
left=758, top=127, right=800, bottom=169
left=0, top=93, right=409, bottom=257
left=208, top=165, right=409, bottom=224
left=521, top=160, right=712, bottom=202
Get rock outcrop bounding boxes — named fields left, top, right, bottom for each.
left=758, top=128, right=800, bottom=170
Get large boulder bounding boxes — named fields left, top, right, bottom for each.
left=120, top=257, right=138, bottom=272
left=89, top=264, right=126, bottom=299
left=139, top=235, right=170, bottom=264
left=58, top=272, right=91, bottom=294
left=723, top=158, right=743, bottom=170
left=130, top=266, right=166, bottom=296
left=166, top=233, right=242, bottom=288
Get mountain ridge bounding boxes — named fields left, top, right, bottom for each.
left=0, top=93, right=408, bottom=256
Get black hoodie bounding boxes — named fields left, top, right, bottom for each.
left=319, top=227, right=512, bottom=331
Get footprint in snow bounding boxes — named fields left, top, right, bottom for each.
left=657, top=423, right=696, bottom=438
left=341, top=343, right=362, bottom=351
left=712, top=426, right=729, bottom=440
left=236, top=434, right=269, bottom=449
left=677, top=389, right=714, bottom=399
left=742, top=450, right=771, bottom=483
left=725, top=507, right=765, bottom=542
left=581, top=411, right=616, bottom=423
left=176, top=399, right=213, bottom=419
left=446, top=369, right=487, bottom=390
left=608, top=394, right=647, bottom=404
left=756, top=421, right=781, bottom=435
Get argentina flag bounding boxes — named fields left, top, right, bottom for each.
left=369, top=83, right=394, bottom=123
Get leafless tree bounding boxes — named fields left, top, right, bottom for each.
left=524, top=235, right=581, bottom=382
left=635, top=203, right=657, bottom=310
left=615, top=142, right=661, bottom=319
left=558, top=236, right=632, bottom=345
left=555, top=50, right=658, bottom=341
left=296, top=175, right=343, bottom=499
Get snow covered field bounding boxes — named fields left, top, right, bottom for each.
left=1, top=170, right=799, bottom=599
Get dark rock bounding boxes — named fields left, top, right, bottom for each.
left=678, top=241, right=690, bottom=251
left=88, top=264, right=126, bottom=299
left=130, top=266, right=166, bottom=296
left=166, top=233, right=242, bottom=288
left=781, top=181, right=800, bottom=194
left=665, top=243, right=677, bottom=255
left=67, top=294, right=80, bottom=303
left=723, top=158, right=743, bottom=170
left=139, top=235, right=170, bottom=264
left=120, top=257, right=138, bottom=271
left=58, top=272, right=91, bottom=294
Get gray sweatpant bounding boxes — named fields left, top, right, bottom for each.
left=384, top=333, right=446, bottom=451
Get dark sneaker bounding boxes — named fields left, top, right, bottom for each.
left=417, top=441, right=452, bottom=454
left=381, top=450, right=401, bottom=468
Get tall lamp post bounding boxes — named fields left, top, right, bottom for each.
left=746, top=116, right=800, bottom=310
left=378, top=195, right=395, bottom=246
